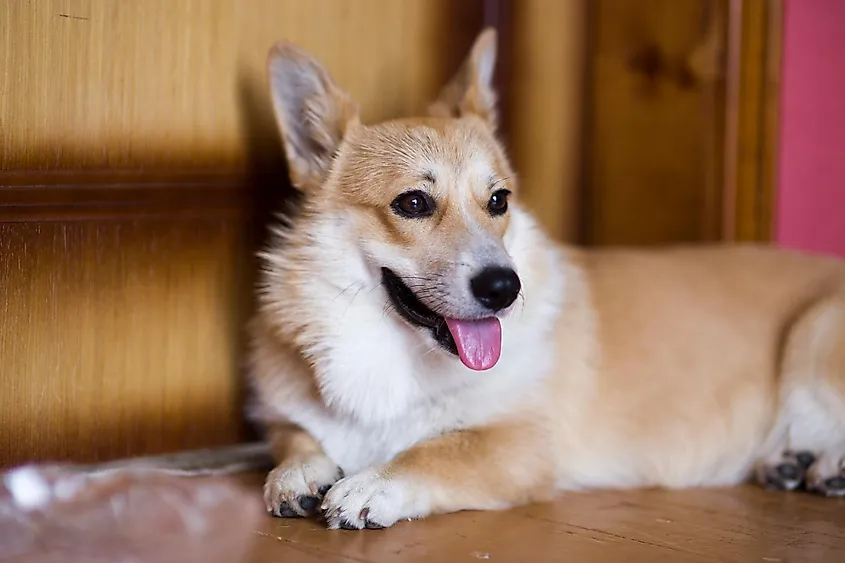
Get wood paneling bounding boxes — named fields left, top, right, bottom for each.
left=581, top=0, right=783, bottom=246
left=722, top=0, right=782, bottom=243
left=0, top=171, right=248, bottom=221
left=504, top=0, right=587, bottom=242
left=0, top=1, right=485, bottom=466
left=0, top=206, right=251, bottom=467
left=0, top=0, right=483, bottom=170
left=583, top=0, right=726, bottom=246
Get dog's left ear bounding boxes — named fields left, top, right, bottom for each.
left=427, top=28, right=498, bottom=130
left=267, top=42, right=360, bottom=191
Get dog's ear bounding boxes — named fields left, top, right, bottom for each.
left=427, top=28, right=498, bottom=130
left=267, top=42, right=360, bottom=191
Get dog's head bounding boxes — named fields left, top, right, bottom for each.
left=267, top=29, right=521, bottom=372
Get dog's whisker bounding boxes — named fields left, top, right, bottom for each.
left=333, top=281, right=363, bottom=302
left=420, top=344, right=440, bottom=358
left=516, top=289, right=525, bottom=313
left=348, top=284, right=366, bottom=305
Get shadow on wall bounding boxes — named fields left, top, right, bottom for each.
left=234, top=67, right=301, bottom=441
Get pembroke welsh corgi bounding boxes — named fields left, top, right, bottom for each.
left=247, top=28, right=845, bottom=530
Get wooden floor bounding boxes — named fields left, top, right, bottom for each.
left=241, top=475, right=845, bottom=563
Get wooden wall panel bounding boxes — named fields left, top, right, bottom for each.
left=504, top=0, right=587, bottom=242
left=583, top=0, right=726, bottom=245
left=0, top=196, right=251, bottom=466
left=0, top=0, right=483, bottom=170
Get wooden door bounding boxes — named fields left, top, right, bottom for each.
left=580, top=0, right=782, bottom=246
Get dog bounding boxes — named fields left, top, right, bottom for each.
left=246, top=28, right=845, bottom=530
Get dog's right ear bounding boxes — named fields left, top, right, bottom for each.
left=267, top=42, right=360, bottom=191
left=427, top=28, right=498, bottom=130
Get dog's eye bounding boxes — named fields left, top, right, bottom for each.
left=488, top=189, right=511, bottom=216
left=392, top=190, right=435, bottom=218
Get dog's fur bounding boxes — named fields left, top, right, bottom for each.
left=248, top=29, right=845, bottom=530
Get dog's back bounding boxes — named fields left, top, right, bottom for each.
left=544, top=245, right=845, bottom=491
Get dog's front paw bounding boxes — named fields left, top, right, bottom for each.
left=264, top=455, right=342, bottom=518
left=320, top=468, right=429, bottom=530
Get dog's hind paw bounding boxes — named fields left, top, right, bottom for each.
left=805, top=452, right=845, bottom=498
left=756, top=450, right=815, bottom=491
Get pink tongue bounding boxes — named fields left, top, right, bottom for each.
left=444, top=317, right=502, bottom=371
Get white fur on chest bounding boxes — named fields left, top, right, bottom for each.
left=259, top=207, right=564, bottom=474
left=282, top=311, right=556, bottom=474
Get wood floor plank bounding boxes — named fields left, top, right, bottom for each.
left=235, top=474, right=845, bottom=563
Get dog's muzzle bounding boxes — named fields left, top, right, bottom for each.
left=380, top=268, right=458, bottom=356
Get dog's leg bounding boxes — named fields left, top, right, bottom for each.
left=755, top=290, right=845, bottom=495
left=263, top=422, right=343, bottom=518
left=320, top=422, right=555, bottom=530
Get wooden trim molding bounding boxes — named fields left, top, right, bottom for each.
left=0, top=170, right=251, bottom=222
left=721, top=0, right=783, bottom=243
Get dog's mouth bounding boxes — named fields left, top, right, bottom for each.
left=381, top=268, right=502, bottom=371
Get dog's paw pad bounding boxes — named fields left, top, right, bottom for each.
left=269, top=489, right=334, bottom=518
left=763, top=465, right=804, bottom=491
left=273, top=502, right=302, bottom=518
left=297, top=495, right=322, bottom=515
left=809, top=475, right=845, bottom=497
left=263, top=457, right=342, bottom=518
left=759, top=452, right=809, bottom=491
left=776, top=462, right=802, bottom=481
left=324, top=508, right=386, bottom=530
left=803, top=452, right=845, bottom=497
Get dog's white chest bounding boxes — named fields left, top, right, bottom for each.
left=288, top=360, right=546, bottom=475
left=294, top=402, right=446, bottom=475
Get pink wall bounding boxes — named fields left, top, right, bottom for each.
left=775, top=0, right=845, bottom=258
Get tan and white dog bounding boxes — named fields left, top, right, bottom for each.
left=247, top=28, right=845, bottom=530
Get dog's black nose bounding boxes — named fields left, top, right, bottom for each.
left=470, top=267, right=521, bottom=311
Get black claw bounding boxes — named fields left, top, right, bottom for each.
left=339, top=518, right=358, bottom=530
left=765, top=474, right=790, bottom=491
left=809, top=475, right=845, bottom=498
left=359, top=508, right=385, bottom=529
left=298, top=495, right=320, bottom=515
left=794, top=451, right=816, bottom=469
left=318, top=484, right=332, bottom=496
left=320, top=507, right=342, bottom=527
left=823, top=476, right=845, bottom=491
